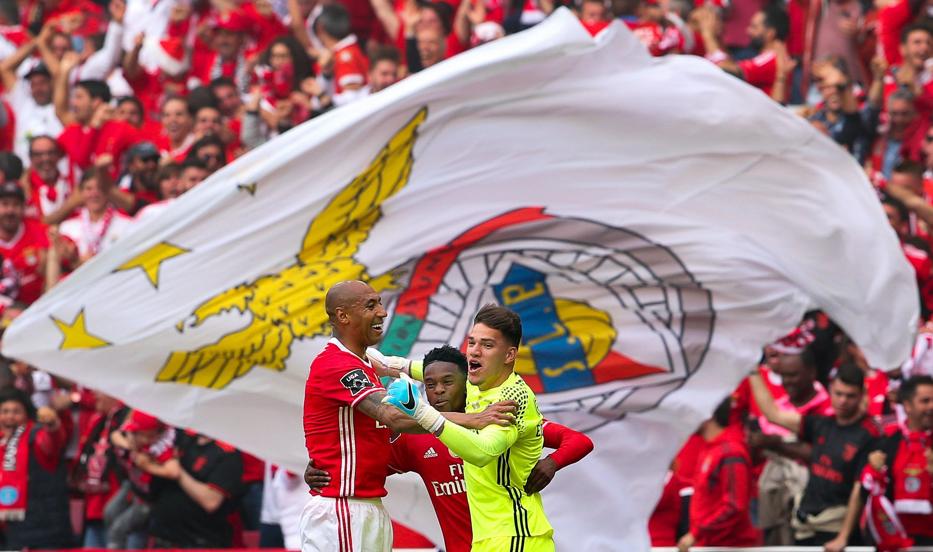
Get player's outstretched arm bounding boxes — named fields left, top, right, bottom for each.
left=382, top=375, right=518, bottom=467
left=356, top=390, right=428, bottom=434
left=443, top=402, right=516, bottom=430
left=525, top=420, right=595, bottom=494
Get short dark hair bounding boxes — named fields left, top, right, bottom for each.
left=893, top=159, right=924, bottom=178
left=117, top=95, right=144, bottom=114
left=421, top=2, right=453, bottom=35
left=712, top=396, right=732, bottom=428
left=882, top=194, right=909, bottom=222
left=188, top=135, right=226, bottom=159
left=473, top=304, right=522, bottom=348
left=79, top=166, right=112, bottom=189
left=156, top=162, right=182, bottom=184
left=317, top=4, right=352, bottom=40
left=832, top=362, right=865, bottom=391
left=0, top=152, right=23, bottom=182
left=0, top=388, right=36, bottom=421
left=762, top=3, right=789, bottom=41
left=423, top=345, right=467, bottom=374
left=370, top=45, right=401, bottom=67
left=28, top=134, right=60, bottom=156
left=180, top=157, right=209, bottom=174
left=209, top=77, right=237, bottom=94
left=186, top=86, right=218, bottom=116
left=76, top=80, right=112, bottom=103
left=899, top=375, right=933, bottom=403
left=901, top=22, right=933, bottom=45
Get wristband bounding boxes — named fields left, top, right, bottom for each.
left=410, top=360, right=424, bottom=382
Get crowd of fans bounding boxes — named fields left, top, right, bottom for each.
left=0, top=0, right=925, bottom=546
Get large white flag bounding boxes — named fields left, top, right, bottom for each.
left=1, top=8, right=917, bottom=550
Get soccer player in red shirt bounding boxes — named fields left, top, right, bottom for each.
left=301, top=281, right=515, bottom=552
left=0, top=182, right=47, bottom=305
left=307, top=345, right=594, bottom=552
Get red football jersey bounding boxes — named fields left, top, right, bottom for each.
left=0, top=219, right=48, bottom=304
left=304, top=338, right=391, bottom=498
left=332, top=36, right=369, bottom=94
left=388, top=433, right=472, bottom=552
left=738, top=51, right=778, bottom=97
left=58, top=120, right=142, bottom=177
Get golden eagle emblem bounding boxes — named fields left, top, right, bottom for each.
left=156, top=108, right=427, bottom=389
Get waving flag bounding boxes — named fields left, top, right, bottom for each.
left=1, top=9, right=917, bottom=550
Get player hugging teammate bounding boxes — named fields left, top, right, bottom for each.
left=301, top=280, right=593, bottom=552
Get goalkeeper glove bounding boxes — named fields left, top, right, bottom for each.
left=366, top=348, right=424, bottom=381
left=381, top=373, right=443, bottom=433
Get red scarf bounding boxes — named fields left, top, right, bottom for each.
left=893, top=430, right=933, bottom=514
left=28, top=169, right=73, bottom=219
left=80, top=207, right=116, bottom=257
left=863, top=462, right=914, bottom=552
left=0, top=424, right=30, bottom=521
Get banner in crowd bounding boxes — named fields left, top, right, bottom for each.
left=2, top=9, right=918, bottom=550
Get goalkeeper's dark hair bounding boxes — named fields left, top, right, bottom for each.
left=474, top=304, right=522, bottom=348
left=423, top=345, right=467, bottom=374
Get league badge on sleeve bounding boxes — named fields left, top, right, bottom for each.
left=341, top=368, right=375, bottom=396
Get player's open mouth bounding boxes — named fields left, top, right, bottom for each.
left=371, top=323, right=383, bottom=334
left=468, top=361, right=482, bottom=373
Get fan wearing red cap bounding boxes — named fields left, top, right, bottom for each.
left=190, top=10, right=253, bottom=90
left=108, top=410, right=178, bottom=548
left=112, top=410, right=178, bottom=486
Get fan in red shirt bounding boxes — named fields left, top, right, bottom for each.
left=306, top=345, right=595, bottom=552
left=695, top=4, right=793, bottom=103
left=24, top=136, right=75, bottom=225
left=879, top=25, right=933, bottom=123
left=123, top=32, right=192, bottom=124
left=677, top=398, right=762, bottom=550
left=55, top=77, right=141, bottom=178
left=577, top=0, right=609, bottom=36
left=154, top=97, right=196, bottom=162
left=882, top=194, right=933, bottom=317
left=623, top=0, right=683, bottom=56
left=316, top=5, right=369, bottom=106
left=301, top=281, right=515, bottom=552
left=190, top=11, right=252, bottom=91
left=0, top=182, right=47, bottom=305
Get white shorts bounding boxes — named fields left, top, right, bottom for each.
left=298, top=494, right=392, bottom=552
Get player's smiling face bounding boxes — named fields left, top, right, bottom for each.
left=466, top=323, right=516, bottom=391
left=347, top=289, right=387, bottom=347
left=424, top=361, right=467, bottom=413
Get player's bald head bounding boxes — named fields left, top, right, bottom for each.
left=325, top=280, right=374, bottom=322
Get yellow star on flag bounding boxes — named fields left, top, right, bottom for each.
left=114, top=242, right=190, bottom=288
left=52, top=309, right=111, bottom=350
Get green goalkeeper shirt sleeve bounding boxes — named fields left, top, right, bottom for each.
left=436, top=420, right=518, bottom=467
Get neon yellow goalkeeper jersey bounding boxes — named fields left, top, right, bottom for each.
left=436, top=371, right=554, bottom=544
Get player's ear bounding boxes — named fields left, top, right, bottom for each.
left=505, top=346, right=517, bottom=365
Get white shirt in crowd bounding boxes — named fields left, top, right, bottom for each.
left=59, top=208, right=133, bottom=259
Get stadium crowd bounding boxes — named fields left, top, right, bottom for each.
left=0, top=0, right=926, bottom=546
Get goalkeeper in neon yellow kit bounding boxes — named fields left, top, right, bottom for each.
left=382, top=304, right=554, bottom=552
